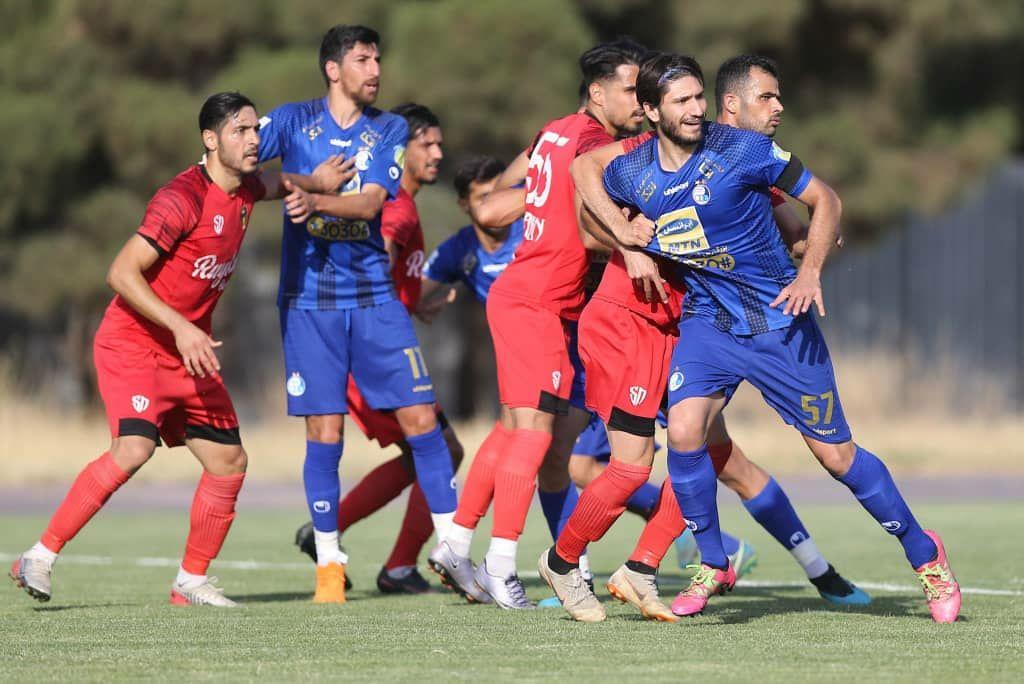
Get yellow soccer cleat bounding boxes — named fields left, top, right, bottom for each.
left=313, top=562, right=347, bottom=604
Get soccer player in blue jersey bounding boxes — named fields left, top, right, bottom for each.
left=257, top=24, right=458, bottom=604
left=597, top=53, right=959, bottom=622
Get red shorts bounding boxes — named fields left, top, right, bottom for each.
left=578, top=297, right=677, bottom=435
left=93, top=332, right=239, bottom=447
left=486, top=290, right=574, bottom=414
left=346, top=378, right=447, bottom=448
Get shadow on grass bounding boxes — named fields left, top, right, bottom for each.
left=230, top=591, right=313, bottom=603
left=31, top=602, right=129, bottom=612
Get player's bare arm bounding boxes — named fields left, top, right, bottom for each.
left=311, top=183, right=389, bottom=221
left=571, top=140, right=653, bottom=248
left=475, top=186, right=526, bottom=228
left=770, top=176, right=842, bottom=317
left=493, top=149, right=529, bottom=189
left=263, top=155, right=356, bottom=197
left=106, top=235, right=222, bottom=378
left=415, top=277, right=457, bottom=324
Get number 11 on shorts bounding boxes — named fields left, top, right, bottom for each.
left=403, top=346, right=429, bottom=379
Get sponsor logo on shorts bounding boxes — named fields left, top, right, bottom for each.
left=811, top=427, right=838, bottom=436
left=882, top=520, right=902, bottom=532
left=669, top=371, right=685, bottom=392
left=213, top=214, right=224, bottom=235
left=313, top=500, right=331, bottom=514
left=131, top=394, right=150, bottom=413
left=413, top=384, right=434, bottom=393
left=449, top=477, right=457, bottom=490
left=286, top=372, right=306, bottom=397
left=789, top=532, right=807, bottom=546
left=691, top=182, right=711, bottom=205
left=551, top=371, right=561, bottom=391
left=686, top=519, right=698, bottom=532
left=629, top=386, right=647, bottom=407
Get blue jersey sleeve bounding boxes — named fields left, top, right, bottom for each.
left=257, top=103, right=295, bottom=163
left=363, top=116, right=408, bottom=199
left=603, top=155, right=636, bottom=208
left=423, top=234, right=462, bottom=284
left=739, top=134, right=812, bottom=197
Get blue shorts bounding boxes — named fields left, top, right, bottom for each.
left=667, top=315, right=852, bottom=444
left=279, top=301, right=436, bottom=416
left=565, top=321, right=588, bottom=412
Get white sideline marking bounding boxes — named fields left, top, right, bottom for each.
left=517, top=570, right=1024, bottom=597
left=4, top=552, right=1021, bottom=596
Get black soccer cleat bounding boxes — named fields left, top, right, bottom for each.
left=376, top=566, right=433, bottom=595
left=295, top=521, right=352, bottom=590
left=810, top=564, right=871, bottom=606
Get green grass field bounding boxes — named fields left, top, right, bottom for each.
left=2, top=500, right=1022, bottom=682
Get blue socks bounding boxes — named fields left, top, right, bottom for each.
left=625, top=482, right=661, bottom=518
left=538, top=485, right=579, bottom=541
left=667, top=445, right=727, bottom=569
left=837, top=446, right=936, bottom=568
left=720, top=531, right=741, bottom=556
left=303, top=440, right=343, bottom=532
left=743, top=477, right=811, bottom=550
left=406, top=426, right=457, bottom=514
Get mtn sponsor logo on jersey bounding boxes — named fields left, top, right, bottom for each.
left=306, top=216, right=370, bottom=242
left=655, top=206, right=709, bottom=256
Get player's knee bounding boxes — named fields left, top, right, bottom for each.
left=109, top=438, right=156, bottom=474
left=809, top=439, right=855, bottom=476
left=395, top=404, right=437, bottom=437
left=218, top=446, right=247, bottom=475
left=568, top=456, right=595, bottom=488
left=666, top=419, right=705, bottom=452
left=306, top=415, right=344, bottom=444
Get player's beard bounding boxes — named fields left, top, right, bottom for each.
left=658, top=115, right=704, bottom=148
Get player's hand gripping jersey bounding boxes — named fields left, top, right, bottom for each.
left=381, top=188, right=426, bottom=311
left=257, top=97, right=408, bottom=309
left=424, top=219, right=525, bottom=304
left=603, top=122, right=812, bottom=335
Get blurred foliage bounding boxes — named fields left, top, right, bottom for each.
left=1, top=0, right=1022, bottom=399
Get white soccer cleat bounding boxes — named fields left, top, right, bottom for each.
left=537, top=548, right=605, bottom=623
left=473, top=560, right=535, bottom=610
left=9, top=554, right=53, bottom=602
left=427, top=540, right=492, bottom=604
left=170, top=576, right=239, bottom=607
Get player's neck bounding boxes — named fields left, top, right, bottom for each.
left=326, top=88, right=365, bottom=130
left=583, top=104, right=618, bottom=139
left=204, top=155, right=243, bottom=195
left=657, top=136, right=697, bottom=173
left=472, top=223, right=509, bottom=253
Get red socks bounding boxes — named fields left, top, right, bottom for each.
left=491, top=428, right=552, bottom=540
left=338, top=457, right=412, bottom=532
left=41, top=452, right=130, bottom=553
left=628, top=478, right=685, bottom=567
left=384, top=483, right=434, bottom=569
left=555, top=459, right=652, bottom=563
left=452, top=422, right=510, bottom=530
left=181, top=471, right=245, bottom=575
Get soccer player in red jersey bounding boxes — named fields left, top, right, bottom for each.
left=8, top=92, right=349, bottom=607
left=428, top=38, right=650, bottom=609
left=294, top=103, right=464, bottom=594
left=539, top=59, right=865, bottom=622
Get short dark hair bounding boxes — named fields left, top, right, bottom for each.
left=454, top=156, right=506, bottom=199
left=715, top=55, right=781, bottom=111
left=390, top=102, right=441, bottom=140
left=198, top=91, right=256, bottom=134
left=636, top=52, right=704, bottom=109
left=319, top=24, right=380, bottom=86
left=578, top=36, right=649, bottom=100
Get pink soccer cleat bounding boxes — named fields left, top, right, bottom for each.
left=915, top=530, right=960, bottom=623
left=671, top=563, right=736, bottom=617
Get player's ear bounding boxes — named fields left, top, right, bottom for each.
left=324, top=59, right=342, bottom=84
left=723, top=93, right=740, bottom=116
left=202, top=129, right=218, bottom=153
left=457, top=196, right=469, bottom=213
left=642, top=101, right=660, bottom=123
left=588, top=81, right=604, bottom=107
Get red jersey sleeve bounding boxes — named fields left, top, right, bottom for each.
left=621, top=130, right=656, bottom=154
left=575, top=123, right=615, bottom=157
left=137, top=180, right=202, bottom=254
left=381, top=195, right=418, bottom=248
left=769, top=186, right=786, bottom=207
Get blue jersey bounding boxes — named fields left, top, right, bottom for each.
left=423, top=220, right=525, bottom=303
left=258, top=98, right=408, bottom=310
left=604, top=122, right=812, bottom=335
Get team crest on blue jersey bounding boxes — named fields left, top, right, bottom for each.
left=692, top=181, right=711, bottom=205
left=460, top=252, right=478, bottom=276
left=286, top=372, right=306, bottom=397
left=355, top=149, right=373, bottom=171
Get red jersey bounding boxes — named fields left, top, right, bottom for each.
left=99, top=165, right=265, bottom=353
left=381, top=187, right=424, bottom=312
left=490, top=112, right=614, bottom=321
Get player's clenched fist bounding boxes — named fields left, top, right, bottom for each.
left=616, top=212, right=655, bottom=248
left=282, top=179, right=316, bottom=223
left=173, top=320, right=223, bottom=377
